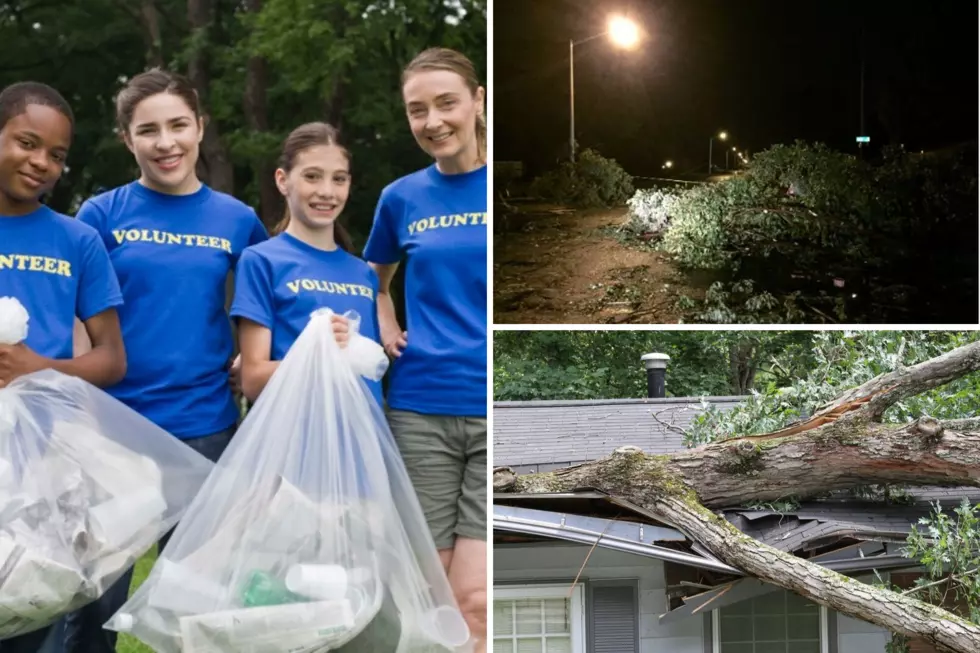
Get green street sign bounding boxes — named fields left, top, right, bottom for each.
left=856, top=136, right=870, bottom=143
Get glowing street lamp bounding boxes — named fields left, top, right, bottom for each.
left=608, top=15, right=641, bottom=49
left=569, top=14, right=642, bottom=161
left=663, top=160, right=673, bottom=169
left=708, top=130, right=728, bottom=174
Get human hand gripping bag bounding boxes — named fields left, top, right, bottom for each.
left=0, top=297, right=215, bottom=639
left=107, top=308, right=473, bottom=653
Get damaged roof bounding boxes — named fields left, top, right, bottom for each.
left=494, top=396, right=980, bottom=564
left=494, top=396, right=743, bottom=472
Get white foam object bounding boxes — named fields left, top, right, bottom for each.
left=284, top=564, right=348, bottom=600
left=146, top=560, right=228, bottom=615
left=0, top=296, right=28, bottom=344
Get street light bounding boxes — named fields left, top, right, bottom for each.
left=569, top=14, right=642, bottom=161
left=726, top=146, right=737, bottom=170
left=708, top=130, right=727, bottom=174
left=663, top=160, right=673, bottom=169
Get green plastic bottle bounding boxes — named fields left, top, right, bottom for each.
left=240, top=571, right=305, bottom=607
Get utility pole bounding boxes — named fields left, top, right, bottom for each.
left=858, top=27, right=865, bottom=158
left=569, top=39, right=576, bottom=162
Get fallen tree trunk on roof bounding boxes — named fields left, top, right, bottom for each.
left=494, top=340, right=980, bottom=653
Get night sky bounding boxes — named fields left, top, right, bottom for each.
left=494, top=0, right=979, bottom=177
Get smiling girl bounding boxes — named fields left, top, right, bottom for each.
left=0, top=82, right=125, bottom=653
left=363, top=47, right=488, bottom=651
left=231, top=122, right=379, bottom=404
left=66, top=69, right=267, bottom=653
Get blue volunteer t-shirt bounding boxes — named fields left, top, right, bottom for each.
left=363, top=164, right=487, bottom=417
left=0, top=206, right=122, bottom=359
left=231, top=232, right=383, bottom=407
left=77, top=182, right=268, bottom=438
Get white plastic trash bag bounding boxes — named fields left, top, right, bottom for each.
left=0, top=305, right=215, bottom=639
left=108, top=309, right=471, bottom=653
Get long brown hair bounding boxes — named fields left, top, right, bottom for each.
left=272, top=122, right=354, bottom=252
left=402, top=47, right=486, bottom=163
left=115, top=69, right=202, bottom=135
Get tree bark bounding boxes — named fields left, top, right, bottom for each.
left=495, top=341, right=980, bottom=653
left=140, top=0, right=164, bottom=68
left=187, top=0, right=234, bottom=194
left=241, top=0, right=279, bottom=228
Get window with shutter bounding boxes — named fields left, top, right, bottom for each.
left=494, top=584, right=586, bottom=653
left=589, top=582, right=639, bottom=653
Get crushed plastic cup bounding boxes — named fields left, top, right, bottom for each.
left=146, top=560, right=227, bottom=614
left=285, top=564, right=348, bottom=601
left=421, top=606, right=471, bottom=648
left=89, top=485, right=167, bottom=548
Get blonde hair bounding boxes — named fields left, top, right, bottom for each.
left=402, top=47, right=486, bottom=163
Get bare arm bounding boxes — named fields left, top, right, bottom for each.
left=0, top=309, right=126, bottom=389
left=369, top=262, right=407, bottom=358
left=238, top=318, right=280, bottom=402
left=73, top=317, right=92, bottom=356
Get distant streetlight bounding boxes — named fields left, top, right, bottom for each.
left=708, top=130, right=728, bottom=174
left=569, top=14, right=642, bottom=161
left=663, top=160, right=673, bottom=169
left=726, top=146, right=737, bottom=170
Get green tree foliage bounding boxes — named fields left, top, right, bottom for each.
left=686, top=331, right=980, bottom=446
left=906, top=500, right=980, bottom=624
left=626, top=142, right=977, bottom=323
left=0, top=0, right=486, bottom=245
left=529, top=148, right=634, bottom=208
left=493, top=330, right=815, bottom=401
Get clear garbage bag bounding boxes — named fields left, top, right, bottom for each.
left=0, top=367, right=215, bottom=639
left=107, top=309, right=472, bottom=653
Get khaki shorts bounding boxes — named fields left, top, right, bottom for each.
left=387, top=409, right=487, bottom=549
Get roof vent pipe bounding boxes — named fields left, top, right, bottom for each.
left=641, top=353, right=670, bottom=398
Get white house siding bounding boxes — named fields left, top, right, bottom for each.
left=494, top=544, right=703, bottom=653
left=494, top=543, right=892, bottom=653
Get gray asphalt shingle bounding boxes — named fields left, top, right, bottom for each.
left=493, top=397, right=743, bottom=468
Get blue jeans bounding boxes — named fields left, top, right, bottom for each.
left=0, top=617, right=65, bottom=653
left=63, top=425, right=236, bottom=653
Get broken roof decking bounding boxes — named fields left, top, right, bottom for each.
left=494, top=396, right=743, bottom=472
left=495, top=396, right=980, bottom=558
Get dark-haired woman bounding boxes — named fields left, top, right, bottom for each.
left=231, top=122, right=380, bottom=404
left=66, top=68, right=266, bottom=653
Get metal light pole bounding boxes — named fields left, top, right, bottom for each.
left=569, top=15, right=641, bottom=162
left=569, top=39, right=575, bottom=162
left=708, top=131, right=727, bottom=174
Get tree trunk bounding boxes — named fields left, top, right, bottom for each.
left=187, top=0, right=234, bottom=194
left=494, top=341, right=980, bottom=653
left=242, top=0, right=278, bottom=228
left=140, top=0, right=164, bottom=68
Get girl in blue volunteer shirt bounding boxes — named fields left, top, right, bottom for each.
left=0, top=83, right=125, bottom=653
left=66, top=69, right=267, bottom=653
left=231, top=122, right=376, bottom=402
left=363, top=47, right=487, bottom=651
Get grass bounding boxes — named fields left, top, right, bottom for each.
left=114, top=546, right=158, bottom=653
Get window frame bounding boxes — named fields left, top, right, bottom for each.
left=493, top=583, right=587, bottom=653
left=711, top=591, right=830, bottom=653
